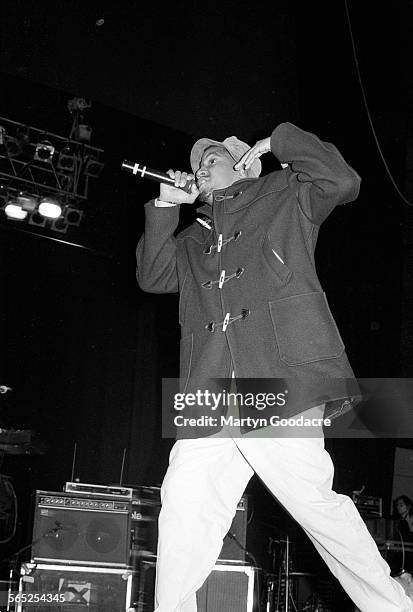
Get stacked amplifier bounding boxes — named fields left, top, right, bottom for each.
left=18, top=484, right=259, bottom=611
left=17, top=483, right=160, bottom=611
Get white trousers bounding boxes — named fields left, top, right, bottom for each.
left=154, top=433, right=413, bottom=612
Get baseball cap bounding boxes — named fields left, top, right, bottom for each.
left=190, top=136, right=262, bottom=178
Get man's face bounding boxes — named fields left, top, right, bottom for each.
left=397, top=499, right=409, bottom=516
left=196, top=146, right=242, bottom=203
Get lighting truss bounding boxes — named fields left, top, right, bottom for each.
left=0, top=113, right=104, bottom=236
left=0, top=116, right=104, bottom=204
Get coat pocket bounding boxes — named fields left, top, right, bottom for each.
left=269, top=292, right=345, bottom=365
left=262, top=234, right=292, bottom=285
left=179, top=333, right=194, bottom=393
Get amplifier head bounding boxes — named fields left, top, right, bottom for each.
left=64, top=482, right=133, bottom=499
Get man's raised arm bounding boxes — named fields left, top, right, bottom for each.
left=271, top=122, right=361, bottom=225
left=136, top=169, right=198, bottom=293
left=236, top=122, right=361, bottom=226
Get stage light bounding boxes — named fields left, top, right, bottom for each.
left=34, top=140, right=55, bottom=162
left=4, top=199, right=28, bottom=220
left=65, top=207, right=83, bottom=226
left=38, top=197, right=62, bottom=219
left=57, top=145, right=76, bottom=172
left=51, top=217, right=69, bottom=233
left=84, top=156, right=104, bottom=178
left=17, top=193, right=37, bottom=212
left=28, top=211, right=47, bottom=227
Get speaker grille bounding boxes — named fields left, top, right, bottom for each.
left=197, top=566, right=256, bottom=612
left=32, top=491, right=131, bottom=567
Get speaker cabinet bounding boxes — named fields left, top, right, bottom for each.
left=135, top=559, right=258, bottom=612
left=31, top=491, right=131, bottom=567
left=197, top=564, right=258, bottom=612
left=17, top=563, right=137, bottom=612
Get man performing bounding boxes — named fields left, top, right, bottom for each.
left=136, top=122, right=413, bottom=611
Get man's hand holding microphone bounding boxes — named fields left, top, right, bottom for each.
left=156, top=170, right=199, bottom=207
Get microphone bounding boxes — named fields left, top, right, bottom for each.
left=121, top=160, right=196, bottom=194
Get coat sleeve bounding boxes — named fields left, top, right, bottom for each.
left=270, top=122, right=361, bottom=225
left=136, top=200, right=180, bottom=293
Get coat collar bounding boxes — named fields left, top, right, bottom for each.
left=195, top=169, right=288, bottom=218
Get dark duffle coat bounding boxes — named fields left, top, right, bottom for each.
left=136, top=122, right=361, bottom=437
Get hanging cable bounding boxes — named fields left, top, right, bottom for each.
left=344, top=0, right=413, bottom=207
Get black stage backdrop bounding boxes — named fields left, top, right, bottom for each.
left=0, top=0, right=412, bottom=573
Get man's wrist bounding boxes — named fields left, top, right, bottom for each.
left=154, top=198, right=179, bottom=207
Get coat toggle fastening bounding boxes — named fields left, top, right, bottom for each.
left=205, top=308, right=250, bottom=333
left=201, top=267, right=244, bottom=290
left=203, top=231, right=242, bottom=255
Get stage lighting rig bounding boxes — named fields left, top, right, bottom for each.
left=0, top=111, right=104, bottom=236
